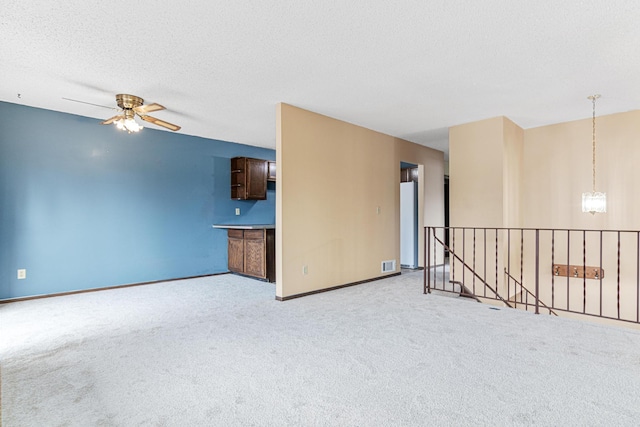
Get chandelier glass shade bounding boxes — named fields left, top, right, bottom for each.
left=582, top=191, right=606, bottom=214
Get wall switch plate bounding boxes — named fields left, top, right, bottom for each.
left=235, top=208, right=240, bottom=215
left=303, top=265, right=308, bottom=275
left=17, top=269, right=26, bottom=279
left=376, top=206, right=381, bottom=214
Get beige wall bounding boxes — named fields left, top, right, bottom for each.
left=449, top=110, right=640, bottom=324
left=523, top=110, right=640, bottom=230
left=449, top=116, right=524, bottom=229
left=276, top=103, right=444, bottom=299
left=503, top=118, right=524, bottom=229
left=450, top=111, right=640, bottom=229
left=449, top=117, right=506, bottom=228
left=449, top=117, right=524, bottom=294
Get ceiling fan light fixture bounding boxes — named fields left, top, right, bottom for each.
left=113, top=107, right=143, bottom=133
left=114, top=117, right=143, bottom=133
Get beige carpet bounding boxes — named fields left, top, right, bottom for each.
left=1, top=271, right=640, bottom=426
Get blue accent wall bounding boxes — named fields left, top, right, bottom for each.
left=0, top=101, right=275, bottom=299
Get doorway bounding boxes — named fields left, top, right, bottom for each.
left=400, top=162, right=419, bottom=269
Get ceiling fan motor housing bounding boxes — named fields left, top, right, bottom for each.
left=116, top=94, right=144, bottom=110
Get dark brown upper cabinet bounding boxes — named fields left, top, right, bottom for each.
left=267, top=161, right=276, bottom=182
left=231, top=157, right=268, bottom=200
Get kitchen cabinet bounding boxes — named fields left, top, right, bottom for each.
left=227, top=228, right=275, bottom=282
left=267, top=161, right=276, bottom=182
left=231, top=157, right=267, bottom=200
left=227, top=229, right=245, bottom=273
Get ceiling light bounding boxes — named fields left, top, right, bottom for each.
left=114, top=117, right=143, bottom=133
left=113, top=109, right=143, bottom=133
left=582, top=94, right=606, bottom=215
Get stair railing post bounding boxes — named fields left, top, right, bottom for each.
left=425, top=227, right=431, bottom=294
left=535, top=229, right=540, bottom=315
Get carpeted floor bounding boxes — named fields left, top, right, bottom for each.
left=1, top=271, right=640, bottom=426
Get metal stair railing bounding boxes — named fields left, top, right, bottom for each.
left=425, top=227, right=513, bottom=308
left=504, top=268, right=557, bottom=316
left=424, top=226, right=640, bottom=325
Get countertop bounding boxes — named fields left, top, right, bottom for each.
left=212, top=224, right=275, bottom=230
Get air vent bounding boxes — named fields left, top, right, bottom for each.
left=381, top=260, right=396, bottom=273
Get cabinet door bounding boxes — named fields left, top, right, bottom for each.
left=243, top=230, right=266, bottom=279
left=246, top=158, right=267, bottom=200
left=267, top=161, right=276, bottom=182
left=228, top=230, right=244, bottom=273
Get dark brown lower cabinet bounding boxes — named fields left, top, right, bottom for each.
left=228, top=230, right=245, bottom=272
left=227, top=228, right=275, bottom=282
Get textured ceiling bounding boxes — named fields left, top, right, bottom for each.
left=2, top=1, right=640, bottom=158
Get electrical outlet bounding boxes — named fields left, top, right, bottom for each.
left=17, top=269, right=26, bottom=279
left=303, top=265, right=308, bottom=275
left=235, top=208, right=240, bottom=215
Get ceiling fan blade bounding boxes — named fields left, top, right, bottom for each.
left=63, top=97, right=117, bottom=110
left=101, top=115, right=124, bottom=125
left=134, top=103, right=165, bottom=114
left=139, top=115, right=181, bottom=131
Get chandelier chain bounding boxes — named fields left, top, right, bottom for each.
left=592, top=95, right=596, bottom=192
left=582, top=94, right=605, bottom=214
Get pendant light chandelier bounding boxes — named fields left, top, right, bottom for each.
left=581, top=94, right=606, bottom=214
